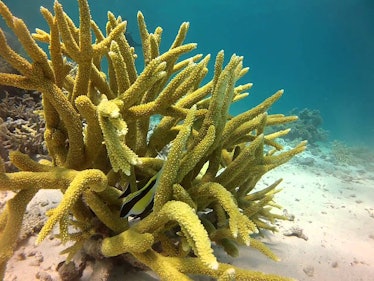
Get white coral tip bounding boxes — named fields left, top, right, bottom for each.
left=210, top=262, right=219, bottom=270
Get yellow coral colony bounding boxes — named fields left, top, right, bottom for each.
left=0, top=0, right=306, bottom=280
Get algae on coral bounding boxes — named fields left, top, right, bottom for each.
left=0, top=0, right=305, bottom=280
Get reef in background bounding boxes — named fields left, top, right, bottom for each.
left=270, top=108, right=328, bottom=145
left=0, top=90, right=47, bottom=171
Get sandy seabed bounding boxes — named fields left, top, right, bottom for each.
left=3, top=143, right=374, bottom=281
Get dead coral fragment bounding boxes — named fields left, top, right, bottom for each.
left=283, top=226, right=308, bottom=241
left=0, top=0, right=305, bottom=280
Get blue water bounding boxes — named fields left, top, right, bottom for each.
left=2, top=0, right=374, bottom=146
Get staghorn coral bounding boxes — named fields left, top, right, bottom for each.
left=0, top=26, right=47, bottom=170
left=0, top=0, right=306, bottom=280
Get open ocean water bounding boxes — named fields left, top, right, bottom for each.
left=2, top=0, right=374, bottom=147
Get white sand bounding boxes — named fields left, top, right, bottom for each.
left=3, top=143, right=374, bottom=281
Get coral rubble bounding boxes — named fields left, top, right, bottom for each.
left=0, top=0, right=306, bottom=280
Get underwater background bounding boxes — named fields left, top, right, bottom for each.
left=2, top=0, right=374, bottom=146
left=1, top=2, right=374, bottom=280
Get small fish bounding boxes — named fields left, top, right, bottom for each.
left=119, top=172, right=159, bottom=218
left=125, top=32, right=141, bottom=48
